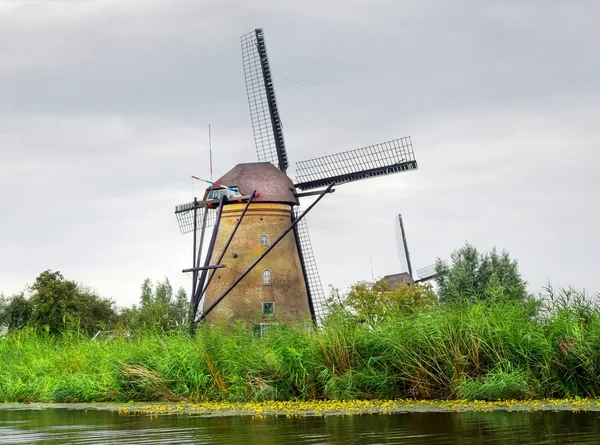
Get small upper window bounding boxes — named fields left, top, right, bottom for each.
left=260, top=234, right=270, bottom=246
left=262, top=269, right=272, bottom=286
left=262, top=302, right=274, bottom=316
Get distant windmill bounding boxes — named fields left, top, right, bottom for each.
left=381, top=214, right=437, bottom=288
left=174, top=29, right=419, bottom=328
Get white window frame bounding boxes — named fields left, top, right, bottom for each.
left=262, top=269, right=272, bottom=286
left=259, top=322, right=275, bottom=336
left=260, top=234, right=270, bottom=247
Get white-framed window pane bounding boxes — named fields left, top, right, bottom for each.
left=262, top=269, right=272, bottom=285
left=260, top=234, right=270, bottom=246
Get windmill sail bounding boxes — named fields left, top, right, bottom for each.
left=174, top=201, right=217, bottom=234
left=416, top=264, right=437, bottom=283
left=241, top=29, right=288, bottom=172
left=294, top=137, right=416, bottom=191
left=293, top=208, right=328, bottom=322
left=395, top=214, right=413, bottom=276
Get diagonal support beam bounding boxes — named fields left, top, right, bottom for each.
left=191, top=198, right=209, bottom=310
left=191, top=195, right=226, bottom=329
left=197, top=190, right=256, bottom=301
left=199, top=183, right=335, bottom=322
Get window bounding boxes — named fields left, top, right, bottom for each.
left=262, top=302, right=274, bottom=316
left=260, top=234, right=270, bottom=246
left=253, top=322, right=276, bottom=336
left=262, top=269, right=272, bottom=286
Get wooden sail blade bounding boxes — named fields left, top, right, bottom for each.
left=241, top=29, right=288, bottom=172
left=174, top=201, right=217, bottom=234
left=415, top=264, right=438, bottom=283
left=294, top=137, right=416, bottom=191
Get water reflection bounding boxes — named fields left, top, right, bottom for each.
left=1, top=408, right=599, bottom=444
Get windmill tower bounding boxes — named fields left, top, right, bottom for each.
left=174, top=29, right=419, bottom=326
left=381, top=214, right=437, bottom=288
left=200, top=163, right=312, bottom=325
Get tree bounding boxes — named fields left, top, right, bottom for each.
left=435, top=242, right=529, bottom=304
left=28, top=270, right=118, bottom=335
left=0, top=293, right=6, bottom=330
left=334, top=279, right=437, bottom=326
left=173, top=286, right=190, bottom=327
left=124, top=278, right=189, bottom=332
left=74, top=284, right=119, bottom=334
left=29, top=270, right=80, bottom=334
left=0, top=293, right=33, bottom=331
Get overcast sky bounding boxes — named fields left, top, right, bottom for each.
left=1, top=0, right=598, bottom=307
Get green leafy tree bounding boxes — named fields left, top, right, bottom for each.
left=124, top=278, right=189, bottom=332
left=173, top=286, right=190, bottom=327
left=73, top=284, right=119, bottom=334
left=435, top=242, right=530, bottom=305
left=0, top=293, right=6, bottom=329
left=29, top=270, right=80, bottom=334
left=334, top=280, right=437, bottom=326
left=0, top=293, right=34, bottom=331
left=28, top=270, right=118, bottom=335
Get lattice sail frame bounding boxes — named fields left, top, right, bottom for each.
left=293, top=208, right=327, bottom=322
left=241, top=29, right=288, bottom=172
left=174, top=202, right=217, bottom=234
left=294, top=137, right=416, bottom=191
left=395, top=214, right=413, bottom=276
left=416, top=264, right=437, bottom=282
left=242, top=28, right=328, bottom=322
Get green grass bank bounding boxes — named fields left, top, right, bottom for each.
left=2, top=300, right=600, bottom=403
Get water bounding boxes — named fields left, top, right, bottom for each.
left=1, top=408, right=599, bottom=444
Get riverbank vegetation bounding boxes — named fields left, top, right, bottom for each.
left=1, top=243, right=599, bottom=404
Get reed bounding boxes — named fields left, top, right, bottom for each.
left=1, top=288, right=599, bottom=403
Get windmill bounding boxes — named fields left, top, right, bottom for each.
left=174, top=29, right=419, bottom=327
left=381, top=214, right=437, bottom=288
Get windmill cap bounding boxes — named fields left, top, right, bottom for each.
left=207, top=162, right=298, bottom=205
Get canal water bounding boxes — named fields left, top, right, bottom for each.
left=1, top=408, right=599, bottom=444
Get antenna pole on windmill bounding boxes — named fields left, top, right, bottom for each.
left=209, top=125, right=213, bottom=197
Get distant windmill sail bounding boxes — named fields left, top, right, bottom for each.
left=416, top=264, right=437, bottom=283
left=395, top=214, right=412, bottom=276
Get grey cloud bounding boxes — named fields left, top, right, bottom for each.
left=1, top=0, right=599, bottom=304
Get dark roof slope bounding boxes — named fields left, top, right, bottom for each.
left=208, top=162, right=298, bottom=205
left=380, top=272, right=415, bottom=288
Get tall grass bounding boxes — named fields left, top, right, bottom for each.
left=1, top=287, right=599, bottom=403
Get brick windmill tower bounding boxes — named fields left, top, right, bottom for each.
left=175, top=29, right=419, bottom=329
